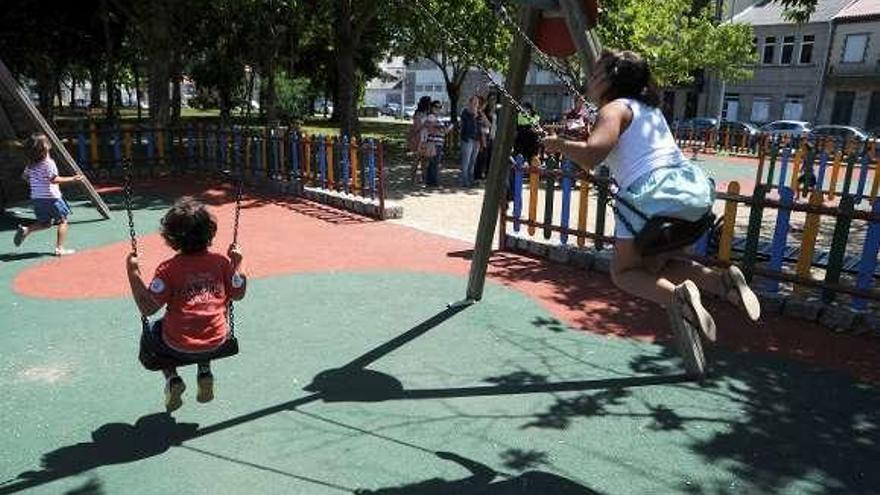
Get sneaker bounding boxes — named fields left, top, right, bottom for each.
left=667, top=302, right=706, bottom=378
left=165, top=377, right=186, bottom=412
left=674, top=280, right=717, bottom=343
left=54, top=247, right=76, bottom=256
left=196, top=372, right=214, bottom=403
left=13, top=225, right=26, bottom=247
left=722, top=265, right=761, bottom=322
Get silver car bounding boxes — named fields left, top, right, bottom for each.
left=760, top=120, right=812, bottom=139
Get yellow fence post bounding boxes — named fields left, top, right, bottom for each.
left=718, top=181, right=740, bottom=262
left=795, top=191, right=824, bottom=294
left=576, top=173, right=590, bottom=247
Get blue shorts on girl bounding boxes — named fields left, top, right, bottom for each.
left=32, top=198, right=71, bottom=225
left=614, top=160, right=714, bottom=239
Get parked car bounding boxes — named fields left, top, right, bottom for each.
left=759, top=120, right=812, bottom=139
left=808, top=124, right=868, bottom=147
left=380, top=103, right=400, bottom=117
left=403, top=104, right=416, bottom=119
left=675, top=117, right=719, bottom=133
left=718, top=120, right=760, bottom=147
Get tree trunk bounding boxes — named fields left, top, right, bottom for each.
left=447, top=82, right=461, bottom=127
left=105, top=73, right=117, bottom=121
left=145, top=4, right=172, bottom=127
left=335, top=0, right=358, bottom=137
left=171, top=73, right=182, bottom=123
left=264, top=60, right=278, bottom=124
left=89, top=68, right=102, bottom=108
left=134, top=66, right=143, bottom=120
left=219, top=88, right=232, bottom=125
left=70, top=79, right=77, bottom=107
left=102, top=0, right=116, bottom=122
left=36, top=71, right=55, bottom=121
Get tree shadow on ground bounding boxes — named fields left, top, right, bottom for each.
left=684, top=350, right=880, bottom=494
left=355, top=451, right=601, bottom=495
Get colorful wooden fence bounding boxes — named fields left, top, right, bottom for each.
left=60, top=123, right=386, bottom=209
left=504, top=156, right=880, bottom=308
left=754, top=137, right=878, bottom=206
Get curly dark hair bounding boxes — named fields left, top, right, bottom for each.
left=160, top=197, right=217, bottom=254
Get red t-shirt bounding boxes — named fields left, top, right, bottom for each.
left=148, top=251, right=241, bottom=352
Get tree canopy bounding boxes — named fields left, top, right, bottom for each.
left=0, top=0, right=824, bottom=131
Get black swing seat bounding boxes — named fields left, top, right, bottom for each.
left=138, top=322, right=239, bottom=371
left=634, top=212, right=717, bottom=257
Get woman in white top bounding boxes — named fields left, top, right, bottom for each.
left=543, top=50, right=760, bottom=376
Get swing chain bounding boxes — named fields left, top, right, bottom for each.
left=123, top=157, right=139, bottom=257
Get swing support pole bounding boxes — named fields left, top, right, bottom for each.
left=466, top=6, right=539, bottom=302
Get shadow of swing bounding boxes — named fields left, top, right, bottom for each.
left=305, top=366, right=691, bottom=403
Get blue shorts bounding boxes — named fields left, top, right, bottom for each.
left=32, top=198, right=71, bottom=225
left=614, top=161, right=715, bottom=239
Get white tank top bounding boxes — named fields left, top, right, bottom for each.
left=602, top=98, right=686, bottom=190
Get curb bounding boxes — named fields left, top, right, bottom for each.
left=503, top=234, right=879, bottom=338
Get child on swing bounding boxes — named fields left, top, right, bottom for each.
left=543, top=50, right=760, bottom=376
left=13, top=133, right=83, bottom=255
left=126, top=197, right=247, bottom=411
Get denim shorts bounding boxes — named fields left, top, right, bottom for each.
left=32, top=198, right=71, bottom=225
left=614, top=161, right=715, bottom=239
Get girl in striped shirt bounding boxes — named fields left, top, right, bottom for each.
left=13, top=133, right=83, bottom=255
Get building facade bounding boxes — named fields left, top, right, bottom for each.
left=816, top=0, right=880, bottom=132
left=705, top=0, right=855, bottom=125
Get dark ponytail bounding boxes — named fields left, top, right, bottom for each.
left=597, top=50, right=660, bottom=107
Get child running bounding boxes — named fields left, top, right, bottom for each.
left=543, top=50, right=760, bottom=376
left=126, top=197, right=247, bottom=411
left=13, top=133, right=83, bottom=255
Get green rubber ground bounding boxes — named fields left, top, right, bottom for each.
left=1, top=195, right=878, bottom=494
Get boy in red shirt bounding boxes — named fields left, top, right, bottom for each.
left=126, top=197, right=246, bottom=412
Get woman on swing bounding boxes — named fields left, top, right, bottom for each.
left=543, top=50, right=760, bottom=374
left=126, top=197, right=247, bottom=411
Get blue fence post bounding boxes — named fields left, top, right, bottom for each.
left=290, top=131, right=299, bottom=183
left=112, top=124, right=122, bottom=171
left=316, top=135, right=325, bottom=188
left=341, top=135, right=350, bottom=194
left=513, top=155, right=524, bottom=233
left=853, top=200, right=880, bottom=310
left=367, top=138, right=376, bottom=200
left=146, top=127, right=156, bottom=170
left=215, top=127, right=224, bottom=171
left=77, top=123, right=88, bottom=169
left=186, top=124, right=195, bottom=168
left=251, top=132, right=260, bottom=176
left=560, top=159, right=573, bottom=246
left=232, top=127, right=242, bottom=175
left=777, top=146, right=791, bottom=191
left=767, top=187, right=795, bottom=293
left=816, top=148, right=829, bottom=195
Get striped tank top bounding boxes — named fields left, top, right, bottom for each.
left=25, top=158, right=62, bottom=199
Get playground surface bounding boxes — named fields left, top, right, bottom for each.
left=1, top=170, right=879, bottom=494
